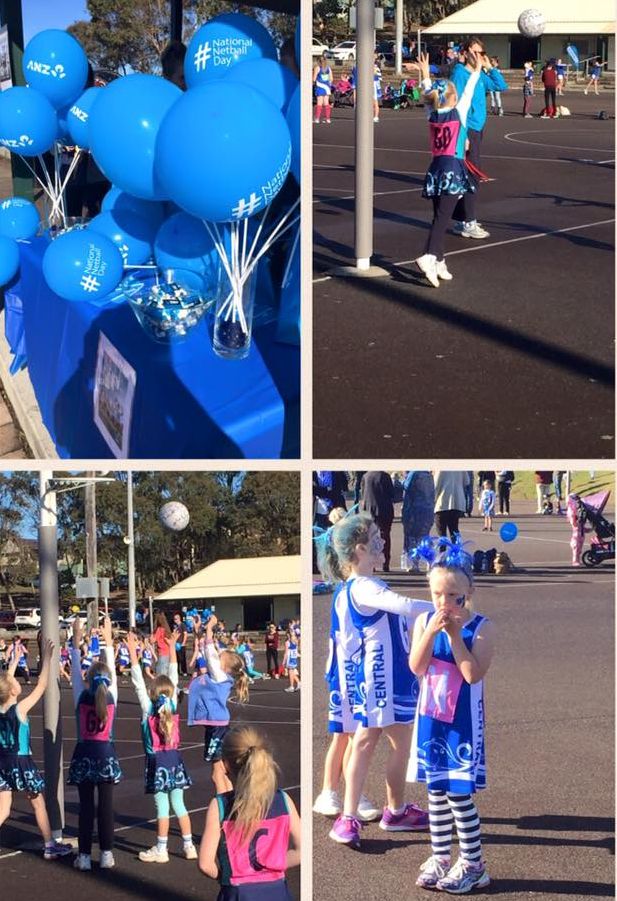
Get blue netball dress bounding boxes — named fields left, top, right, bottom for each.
left=68, top=689, right=122, bottom=784
left=407, top=612, right=488, bottom=793
left=117, top=642, right=130, bottom=668
left=324, top=581, right=362, bottom=734
left=315, top=65, right=333, bottom=97
left=142, top=647, right=154, bottom=670
left=0, top=705, right=45, bottom=793
left=131, top=662, right=192, bottom=793
left=215, top=789, right=293, bottom=901
left=286, top=641, right=298, bottom=670
left=422, top=70, right=480, bottom=198
left=374, top=65, right=383, bottom=101
left=346, top=578, right=420, bottom=728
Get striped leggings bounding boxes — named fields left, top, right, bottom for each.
left=428, top=790, right=482, bottom=862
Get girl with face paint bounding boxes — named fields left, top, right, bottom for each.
left=407, top=539, right=496, bottom=894
left=315, top=512, right=433, bottom=850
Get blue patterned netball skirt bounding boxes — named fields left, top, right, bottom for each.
left=145, top=749, right=192, bottom=793
left=423, top=158, right=474, bottom=198
left=0, top=752, right=45, bottom=794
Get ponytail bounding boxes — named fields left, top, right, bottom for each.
left=220, top=650, right=250, bottom=704
left=150, top=676, right=175, bottom=745
left=95, top=683, right=109, bottom=726
left=222, top=727, right=279, bottom=843
left=316, top=512, right=373, bottom=582
left=87, top=661, right=112, bottom=726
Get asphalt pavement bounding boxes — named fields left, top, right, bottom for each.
left=312, top=500, right=615, bottom=900
left=313, top=92, right=615, bottom=458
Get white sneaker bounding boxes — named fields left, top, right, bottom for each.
left=460, top=221, right=490, bottom=239
left=139, top=845, right=169, bottom=863
left=373, top=117, right=379, bottom=123
left=183, top=843, right=198, bottom=860
left=100, top=851, right=115, bottom=869
left=416, top=253, right=440, bottom=288
left=73, top=853, right=91, bottom=871
left=435, top=260, right=453, bottom=280
left=357, top=795, right=381, bottom=822
left=313, top=789, right=342, bottom=817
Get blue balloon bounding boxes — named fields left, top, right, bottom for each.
left=57, top=104, right=72, bottom=142
left=185, top=13, right=277, bottom=88
left=154, top=212, right=220, bottom=287
left=0, top=236, right=19, bottom=286
left=88, top=209, right=156, bottom=266
left=0, top=197, right=40, bottom=240
left=101, top=187, right=167, bottom=230
left=89, top=74, right=181, bottom=200
left=499, top=522, right=519, bottom=543
left=286, top=83, right=300, bottom=183
left=225, top=58, right=299, bottom=112
left=23, top=29, right=88, bottom=109
left=67, top=87, right=102, bottom=149
left=0, top=86, right=58, bottom=156
left=42, top=230, right=124, bottom=303
left=156, top=82, right=291, bottom=222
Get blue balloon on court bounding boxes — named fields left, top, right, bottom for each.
left=155, top=82, right=291, bottom=222
left=185, top=13, right=277, bottom=87
left=0, top=86, right=58, bottom=156
left=154, top=212, right=220, bottom=286
left=0, top=197, right=40, bottom=240
left=225, top=58, right=299, bottom=112
left=286, top=83, right=300, bottom=183
left=42, top=229, right=124, bottom=302
left=0, top=235, right=20, bottom=286
left=23, top=29, right=88, bottom=109
left=101, top=187, right=167, bottom=230
left=500, top=522, right=519, bottom=543
left=67, top=87, right=102, bottom=149
left=88, top=209, right=156, bottom=266
left=88, top=74, right=181, bottom=200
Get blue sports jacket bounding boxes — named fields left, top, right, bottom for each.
left=450, top=62, right=508, bottom=131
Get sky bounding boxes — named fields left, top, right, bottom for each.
left=22, top=0, right=90, bottom=45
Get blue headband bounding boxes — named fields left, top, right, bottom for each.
left=154, top=693, right=172, bottom=713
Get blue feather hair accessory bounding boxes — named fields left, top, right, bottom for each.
left=410, top=534, right=473, bottom=578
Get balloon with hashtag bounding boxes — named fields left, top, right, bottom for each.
left=42, top=230, right=124, bottom=303
left=185, top=13, right=277, bottom=89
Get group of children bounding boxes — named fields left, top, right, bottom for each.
left=314, top=511, right=495, bottom=895
left=0, top=611, right=301, bottom=898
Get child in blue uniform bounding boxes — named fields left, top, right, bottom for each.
left=283, top=630, right=300, bottom=693
left=479, top=481, right=495, bottom=532
left=373, top=59, right=383, bottom=122
left=115, top=635, right=130, bottom=679
left=414, top=50, right=484, bottom=287
left=316, top=512, right=431, bottom=849
left=141, top=636, right=156, bottom=679
left=313, top=54, right=333, bottom=124
left=188, top=615, right=249, bottom=793
left=407, top=537, right=495, bottom=894
left=522, top=61, right=534, bottom=117
left=10, top=636, right=31, bottom=684
left=0, top=639, right=72, bottom=859
left=69, top=615, right=121, bottom=871
left=198, top=727, right=301, bottom=901
left=585, top=58, right=606, bottom=96
left=126, top=630, right=197, bottom=863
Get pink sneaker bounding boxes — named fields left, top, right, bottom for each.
left=328, top=814, right=362, bottom=848
left=379, top=802, right=429, bottom=831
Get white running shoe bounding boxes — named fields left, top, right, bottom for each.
left=357, top=795, right=381, bottom=822
left=73, top=853, right=92, bottom=871
left=436, top=260, right=453, bottom=280
left=373, top=117, right=380, bottom=123
left=99, top=851, right=115, bottom=869
left=460, top=221, right=490, bottom=239
left=313, top=789, right=342, bottom=817
left=416, top=253, right=440, bottom=288
left=139, top=845, right=169, bottom=863
left=183, top=843, right=198, bottom=860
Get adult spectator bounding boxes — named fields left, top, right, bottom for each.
left=361, top=471, right=394, bottom=572
left=450, top=38, right=508, bottom=239
left=172, top=611, right=188, bottom=675
left=401, top=471, right=435, bottom=565
left=313, top=471, right=348, bottom=529
left=465, top=470, right=475, bottom=516
left=265, top=622, right=280, bottom=679
left=161, top=39, right=187, bottom=90
left=477, top=471, right=496, bottom=495
left=433, top=471, right=469, bottom=540
left=352, top=471, right=366, bottom=509
left=151, top=611, right=171, bottom=675
left=553, top=470, right=567, bottom=515
left=541, top=59, right=558, bottom=118
left=496, top=470, right=515, bottom=515
left=535, top=471, right=553, bottom=513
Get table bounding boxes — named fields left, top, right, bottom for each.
left=5, top=237, right=299, bottom=459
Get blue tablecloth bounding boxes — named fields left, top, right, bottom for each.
left=5, top=237, right=299, bottom=459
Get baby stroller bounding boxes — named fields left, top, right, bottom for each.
left=332, top=77, right=354, bottom=108
left=576, top=490, right=615, bottom=567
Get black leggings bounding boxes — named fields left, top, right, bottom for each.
left=426, top=193, right=461, bottom=261
left=498, top=482, right=511, bottom=514
left=453, top=128, right=482, bottom=224
left=544, top=87, right=556, bottom=114
left=78, top=782, right=115, bottom=854
left=266, top=647, right=279, bottom=675
left=434, top=509, right=462, bottom=540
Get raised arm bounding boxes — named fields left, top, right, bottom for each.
left=127, top=631, right=151, bottom=715
left=455, top=65, right=481, bottom=128
left=71, top=617, right=85, bottom=702
left=285, top=793, right=301, bottom=869
left=17, top=639, right=54, bottom=718
left=202, top=616, right=227, bottom=683
left=101, top=616, right=118, bottom=702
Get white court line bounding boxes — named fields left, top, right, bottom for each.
left=316, top=142, right=613, bottom=165
left=314, top=186, right=423, bottom=203
left=504, top=129, right=614, bottom=153
left=0, top=850, right=23, bottom=859
left=313, top=217, right=615, bottom=283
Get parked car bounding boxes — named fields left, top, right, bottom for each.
left=14, top=608, right=41, bottom=629
left=331, top=40, right=356, bottom=62
left=312, top=38, right=330, bottom=58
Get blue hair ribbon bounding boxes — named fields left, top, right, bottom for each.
left=431, top=78, right=448, bottom=103
left=154, top=693, right=173, bottom=713
left=91, top=673, right=111, bottom=690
